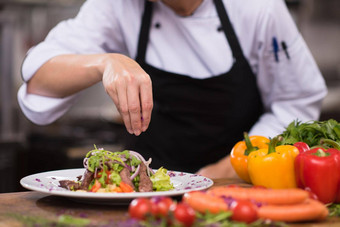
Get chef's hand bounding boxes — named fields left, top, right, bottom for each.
left=196, top=156, right=238, bottom=179
left=102, top=54, right=153, bottom=136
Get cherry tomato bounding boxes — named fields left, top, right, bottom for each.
left=171, top=202, right=196, bottom=227
left=128, top=198, right=152, bottom=220
left=230, top=199, right=258, bottom=224
left=150, top=196, right=174, bottom=217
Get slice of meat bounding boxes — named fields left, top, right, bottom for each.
left=80, top=170, right=94, bottom=190
left=59, top=180, right=80, bottom=191
left=138, top=163, right=153, bottom=192
left=119, top=167, right=135, bottom=191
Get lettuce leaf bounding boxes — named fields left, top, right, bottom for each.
left=150, top=167, right=174, bottom=191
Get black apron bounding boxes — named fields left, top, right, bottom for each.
left=124, top=0, right=263, bottom=173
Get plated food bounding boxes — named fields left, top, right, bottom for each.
left=19, top=145, right=213, bottom=208
left=59, top=146, right=174, bottom=193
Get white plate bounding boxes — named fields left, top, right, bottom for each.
left=20, top=168, right=213, bottom=204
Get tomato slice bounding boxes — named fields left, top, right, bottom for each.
left=119, top=182, right=134, bottom=193
left=90, top=180, right=101, bottom=192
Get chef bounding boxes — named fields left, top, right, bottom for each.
left=18, top=0, right=327, bottom=178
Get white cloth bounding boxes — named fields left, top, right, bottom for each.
left=18, top=0, right=327, bottom=137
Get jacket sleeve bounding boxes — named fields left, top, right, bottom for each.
left=248, top=0, right=327, bottom=137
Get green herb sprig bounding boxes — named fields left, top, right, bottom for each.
left=278, top=119, right=340, bottom=147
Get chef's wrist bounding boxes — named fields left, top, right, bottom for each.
left=84, top=53, right=113, bottom=82
left=97, top=53, right=126, bottom=79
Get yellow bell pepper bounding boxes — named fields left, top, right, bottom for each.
left=230, top=132, right=269, bottom=183
left=247, top=136, right=299, bottom=189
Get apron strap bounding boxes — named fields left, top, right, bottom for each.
left=136, top=1, right=153, bottom=63
left=213, top=0, right=244, bottom=60
left=137, top=0, right=245, bottom=63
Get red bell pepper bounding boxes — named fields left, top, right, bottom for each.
left=294, top=142, right=310, bottom=153
left=294, top=139, right=340, bottom=204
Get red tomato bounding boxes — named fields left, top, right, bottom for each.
left=230, top=199, right=258, bottom=224
left=150, top=197, right=174, bottom=217
left=171, top=202, right=196, bottom=227
left=90, top=180, right=101, bottom=192
left=128, top=198, right=152, bottom=220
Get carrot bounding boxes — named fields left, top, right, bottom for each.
left=184, top=188, right=329, bottom=223
left=257, top=198, right=329, bottom=222
left=119, top=181, right=134, bottom=193
left=208, top=186, right=309, bottom=205
left=183, top=191, right=229, bottom=214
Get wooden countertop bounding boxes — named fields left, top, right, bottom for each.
left=0, top=178, right=339, bottom=226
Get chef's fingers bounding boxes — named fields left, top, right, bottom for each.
left=102, top=68, right=122, bottom=127
left=110, top=91, right=120, bottom=119
left=115, top=76, right=134, bottom=134
left=101, top=54, right=150, bottom=135
left=127, top=79, right=142, bottom=136
left=139, top=75, right=153, bottom=132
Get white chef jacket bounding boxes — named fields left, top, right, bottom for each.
left=17, top=0, right=327, bottom=138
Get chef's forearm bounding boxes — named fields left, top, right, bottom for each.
left=27, top=54, right=108, bottom=98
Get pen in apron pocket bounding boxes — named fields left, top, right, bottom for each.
left=281, top=41, right=290, bottom=60
left=272, top=37, right=279, bottom=63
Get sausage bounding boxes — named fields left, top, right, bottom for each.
left=138, top=163, right=153, bottom=192
left=119, top=167, right=135, bottom=190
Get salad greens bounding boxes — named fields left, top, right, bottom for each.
left=150, top=167, right=174, bottom=191
left=85, top=146, right=139, bottom=173
left=80, top=145, right=174, bottom=192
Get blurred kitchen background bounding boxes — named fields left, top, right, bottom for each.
left=0, top=0, right=339, bottom=193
